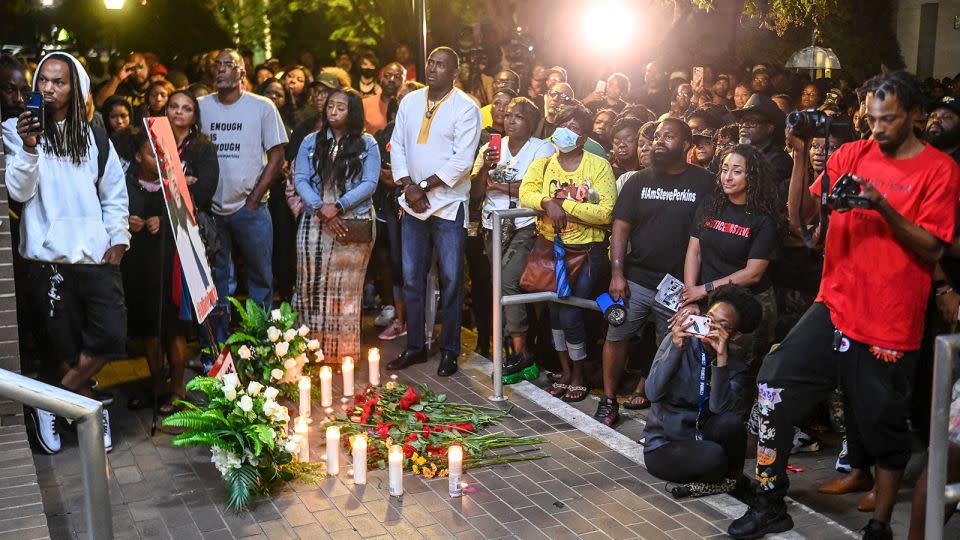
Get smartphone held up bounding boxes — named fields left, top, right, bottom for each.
left=25, top=91, right=44, bottom=133
left=683, top=314, right=712, bottom=337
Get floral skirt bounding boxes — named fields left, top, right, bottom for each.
left=292, top=213, right=374, bottom=362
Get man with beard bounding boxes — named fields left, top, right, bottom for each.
left=95, top=52, right=150, bottom=115
left=199, top=49, right=288, bottom=351
left=363, top=62, right=406, bottom=135
left=927, top=96, right=960, bottom=162
left=594, top=118, right=714, bottom=426
left=730, top=71, right=960, bottom=540
left=733, top=93, right=792, bottom=197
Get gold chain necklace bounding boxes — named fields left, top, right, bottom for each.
left=425, top=88, right=454, bottom=119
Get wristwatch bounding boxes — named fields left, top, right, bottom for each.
left=418, top=179, right=430, bottom=192
left=705, top=281, right=714, bottom=293
left=334, top=201, right=344, bottom=214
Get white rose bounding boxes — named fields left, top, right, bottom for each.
left=272, top=405, right=290, bottom=424
left=284, top=437, right=300, bottom=454
left=238, top=395, right=253, bottom=413
left=223, top=386, right=237, bottom=401
left=271, top=309, right=283, bottom=321
left=237, top=345, right=252, bottom=360
left=283, top=357, right=297, bottom=370
left=297, top=325, right=309, bottom=337
left=267, top=326, right=281, bottom=342
left=246, top=381, right=264, bottom=397
left=283, top=329, right=297, bottom=342
left=270, top=368, right=284, bottom=381
left=315, top=350, right=325, bottom=362
left=263, top=400, right=278, bottom=417
left=275, top=341, right=290, bottom=357
left=264, top=387, right=279, bottom=401
left=307, top=339, right=320, bottom=351
left=222, top=373, right=240, bottom=389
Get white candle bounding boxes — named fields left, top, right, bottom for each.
left=319, top=366, right=332, bottom=407
left=342, top=357, right=355, bottom=397
left=448, top=445, right=463, bottom=497
left=388, top=444, right=403, bottom=496
left=352, top=436, right=367, bottom=485
left=368, top=348, right=380, bottom=386
left=298, top=376, right=311, bottom=419
left=326, top=425, right=340, bottom=475
left=294, top=416, right=309, bottom=463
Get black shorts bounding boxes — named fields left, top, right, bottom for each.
left=30, top=262, right=127, bottom=366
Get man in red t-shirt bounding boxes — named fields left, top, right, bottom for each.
left=730, top=71, right=960, bottom=540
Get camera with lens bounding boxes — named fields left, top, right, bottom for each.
left=827, top=173, right=872, bottom=211
left=786, top=109, right=852, bottom=140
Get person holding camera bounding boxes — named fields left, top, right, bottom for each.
left=7, top=52, right=130, bottom=454
left=729, top=71, right=960, bottom=540
left=643, top=285, right=761, bottom=489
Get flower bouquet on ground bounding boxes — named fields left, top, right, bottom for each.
left=162, top=374, right=320, bottom=511
left=323, top=381, right=548, bottom=479
left=225, top=298, right=324, bottom=397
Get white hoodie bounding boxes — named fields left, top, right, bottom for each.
left=4, top=52, right=129, bottom=264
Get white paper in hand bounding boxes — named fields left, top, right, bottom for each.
left=655, top=274, right=685, bottom=312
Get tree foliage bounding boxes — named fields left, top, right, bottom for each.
left=676, top=0, right=842, bottom=36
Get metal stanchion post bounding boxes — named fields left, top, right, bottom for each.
left=925, top=334, right=956, bottom=539
left=490, top=210, right=506, bottom=401
left=77, top=404, right=111, bottom=540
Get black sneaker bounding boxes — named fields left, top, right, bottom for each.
left=502, top=353, right=534, bottom=376
left=861, top=519, right=892, bottom=540
left=728, top=496, right=794, bottom=539
left=593, top=398, right=620, bottom=427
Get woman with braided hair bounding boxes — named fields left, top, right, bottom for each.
left=680, top=144, right=783, bottom=368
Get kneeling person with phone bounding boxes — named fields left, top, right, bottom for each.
left=642, top=285, right=762, bottom=490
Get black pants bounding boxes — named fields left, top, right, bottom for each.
left=644, top=411, right=746, bottom=484
left=754, top=302, right=916, bottom=498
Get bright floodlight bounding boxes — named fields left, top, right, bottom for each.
left=581, top=0, right=637, bottom=53
left=103, top=0, right=125, bottom=9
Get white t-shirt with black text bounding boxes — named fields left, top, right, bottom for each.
left=199, top=92, right=288, bottom=215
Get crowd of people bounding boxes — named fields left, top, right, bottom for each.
left=3, top=28, right=960, bottom=540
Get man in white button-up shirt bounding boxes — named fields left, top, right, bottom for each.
left=387, top=47, right=481, bottom=377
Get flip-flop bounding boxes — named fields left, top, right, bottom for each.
left=547, top=382, right=568, bottom=398
left=561, top=385, right=588, bottom=403
left=622, top=392, right=651, bottom=410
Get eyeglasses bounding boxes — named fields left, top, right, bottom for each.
left=215, top=61, right=239, bottom=71
left=547, top=90, right=572, bottom=102
left=738, top=121, right=763, bottom=129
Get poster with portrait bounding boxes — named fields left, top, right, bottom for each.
left=145, top=117, right=217, bottom=322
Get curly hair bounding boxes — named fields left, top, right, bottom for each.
left=310, top=88, right=366, bottom=195
left=701, top=144, right=785, bottom=232
left=708, top=283, right=763, bottom=334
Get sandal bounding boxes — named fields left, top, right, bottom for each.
left=547, top=382, right=568, bottom=398
left=562, top=385, right=588, bottom=403
left=623, top=392, right=651, bottom=410
left=158, top=396, right=185, bottom=416
left=547, top=371, right=564, bottom=383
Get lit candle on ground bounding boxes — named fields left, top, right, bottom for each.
left=342, top=357, right=355, bottom=396
left=352, top=436, right=367, bottom=485
left=388, top=444, right=403, bottom=496
left=326, top=425, right=340, bottom=475
left=448, top=444, right=463, bottom=497
left=368, top=348, right=380, bottom=386
left=294, top=416, right=309, bottom=463
left=319, top=366, right=332, bottom=407
left=298, top=376, right=311, bottom=419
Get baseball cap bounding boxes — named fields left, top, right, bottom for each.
left=545, top=66, right=567, bottom=82
left=692, top=127, right=717, bottom=141
left=317, top=72, right=342, bottom=89
left=931, top=95, right=960, bottom=116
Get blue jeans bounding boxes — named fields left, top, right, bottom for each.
left=549, top=242, right=608, bottom=361
left=208, top=203, right=274, bottom=346
left=402, top=205, right=465, bottom=355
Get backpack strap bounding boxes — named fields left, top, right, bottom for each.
left=92, top=126, right=110, bottom=194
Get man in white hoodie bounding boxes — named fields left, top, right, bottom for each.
left=5, top=52, right=128, bottom=454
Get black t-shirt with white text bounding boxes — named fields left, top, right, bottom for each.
left=612, top=166, right=715, bottom=289
left=694, top=202, right=779, bottom=292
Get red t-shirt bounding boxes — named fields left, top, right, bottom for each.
left=812, top=139, right=960, bottom=350
left=362, top=95, right=389, bottom=135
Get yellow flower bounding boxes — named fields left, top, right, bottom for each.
left=411, top=452, right=420, bottom=462
left=439, top=469, right=449, bottom=477
left=412, top=465, right=420, bottom=475
left=416, top=455, right=427, bottom=466
left=423, top=466, right=436, bottom=478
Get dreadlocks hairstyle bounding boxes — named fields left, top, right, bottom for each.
left=701, top=144, right=785, bottom=233
left=310, top=88, right=366, bottom=196
left=860, top=70, right=925, bottom=112
left=38, top=54, right=90, bottom=166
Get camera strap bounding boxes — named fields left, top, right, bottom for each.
left=800, top=117, right=832, bottom=250
left=694, top=340, right=709, bottom=441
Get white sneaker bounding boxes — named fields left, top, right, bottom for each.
left=102, top=409, right=113, bottom=453
left=31, top=408, right=61, bottom=454
left=835, top=438, right=852, bottom=473
left=791, top=427, right=821, bottom=454
left=374, top=305, right=396, bottom=327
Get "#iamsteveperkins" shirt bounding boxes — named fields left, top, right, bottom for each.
left=199, top=92, right=288, bottom=216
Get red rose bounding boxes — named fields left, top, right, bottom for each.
left=402, top=443, right=415, bottom=458
left=376, top=422, right=394, bottom=438
left=398, top=387, right=420, bottom=410
left=422, top=426, right=432, bottom=436
left=413, top=411, right=429, bottom=423
left=456, top=423, right=475, bottom=433
left=360, top=412, right=371, bottom=424
left=405, top=433, right=418, bottom=443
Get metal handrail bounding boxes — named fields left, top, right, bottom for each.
left=926, top=334, right=960, bottom=539
left=0, top=369, right=112, bottom=540
left=490, top=207, right=601, bottom=401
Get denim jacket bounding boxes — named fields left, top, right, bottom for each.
left=294, top=130, right=380, bottom=217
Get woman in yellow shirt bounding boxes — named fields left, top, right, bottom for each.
left=519, top=103, right=616, bottom=402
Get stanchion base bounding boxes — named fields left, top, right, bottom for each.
left=488, top=395, right=508, bottom=402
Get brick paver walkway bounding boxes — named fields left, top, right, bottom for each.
left=31, top=323, right=959, bottom=539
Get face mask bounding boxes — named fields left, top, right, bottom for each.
left=360, top=68, right=376, bottom=78
left=553, top=127, right=580, bottom=153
